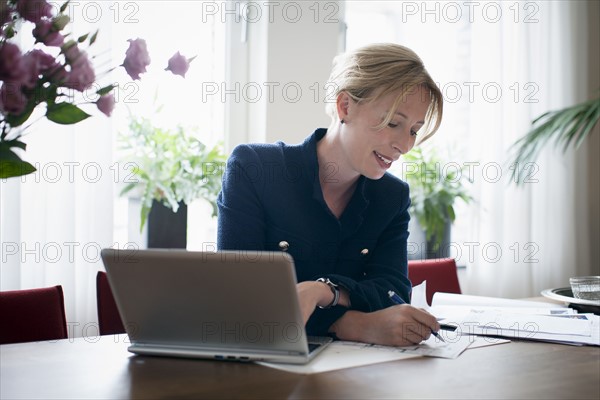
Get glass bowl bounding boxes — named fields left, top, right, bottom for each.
left=569, top=276, right=600, bottom=301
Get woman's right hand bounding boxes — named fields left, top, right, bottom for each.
left=330, top=305, right=440, bottom=347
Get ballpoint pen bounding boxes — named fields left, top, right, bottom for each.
left=388, top=290, right=445, bottom=343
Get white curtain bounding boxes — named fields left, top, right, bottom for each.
left=0, top=119, right=115, bottom=338
left=0, top=5, right=115, bottom=338
left=463, top=1, right=592, bottom=298
left=0, top=2, right=225, bottom=338
left=344, top=0, right=594, bottom=298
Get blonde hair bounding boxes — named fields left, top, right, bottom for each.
left=325, top=43, right=443, bottom=143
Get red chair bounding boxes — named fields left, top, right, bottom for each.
left=0, top=285, right=68, bottom=344
left=96, top=271, right=126, bottom=335
left=408, top=258, right=461, bottom=306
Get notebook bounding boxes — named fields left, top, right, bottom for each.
left=100, top=248, right=332, bottom=364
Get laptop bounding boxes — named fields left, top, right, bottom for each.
left=100, top=248, right=332, bottom=364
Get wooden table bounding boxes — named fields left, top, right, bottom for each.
left=1, top=334, right=598, bottom=399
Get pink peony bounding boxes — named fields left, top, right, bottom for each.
left=29, top=49, right=58, bottom=72
left=63, top=42, right=82, bottom=65
left=33, top=19, right=64, bottom=47
left=16, top=0, right=52, bottom=23
left=165, top=52, right=192, bottom=78
left=19, top=51, right=41, bottom=88
left=122, top=38, right=151, bottom=80
left=0, top=81, right=28, bottom=115
left=96, top=93, right=115, bottom=117
left=64, top=53, right=96, bottom=92
left=0, top=43, right=27, bottom=82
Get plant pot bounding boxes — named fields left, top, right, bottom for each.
left=408, top=218, right=451, bottom=260
left=147, top=200, right=187, bottom=249
left=425, top=221, right=451, bottom=260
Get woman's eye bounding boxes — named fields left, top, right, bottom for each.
left=388, top=123, right=398, bottom=128
left=410, top=130, right=418, bottom=137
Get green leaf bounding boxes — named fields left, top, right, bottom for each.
left=77, top=33, right=89, bottom=43
left=508, top=95, right=600, bottom=186
left=60, top=0, right=71, bottom=13
left=0, top=149, right=37, bottom=179
left=89, top=30, right=99, bottom=45
left=96, top=84, right=116, bottom=97
left=46, top=103, right=91, bottom=125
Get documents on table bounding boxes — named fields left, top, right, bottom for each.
left=426, top=291, right=600, bottom=346
left=258, top=335, right=476, bottom=375
left=257, top=341, right=420, bottom=374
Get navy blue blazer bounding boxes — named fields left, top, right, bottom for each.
left=217, top=128, right=412, bottom=336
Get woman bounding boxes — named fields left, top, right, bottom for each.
left=217, top=43, right=444, bottom=346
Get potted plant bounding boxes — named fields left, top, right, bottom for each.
left=509, top=95, right=599, bottom=184
left=400, top=147, right=472, bottom=259
left=119, top=115, right=226, bottom=248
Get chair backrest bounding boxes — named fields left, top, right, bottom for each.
left=408, top=258, right=461, bottom=306
left=0, top=285, right=68, bottom=344
left=96, top=271, right=126, bottom=335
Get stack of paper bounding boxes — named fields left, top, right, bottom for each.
left=428, top=292, right=600, bottom=346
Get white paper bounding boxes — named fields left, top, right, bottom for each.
left=461, top=309, right=592, bottom=336
left=257, top=341, right=420, bottom=374
left=466, top=336, right=511, bottom=349
left=427, top=292, right=600, bottom=346
left=410, top=280, right=429, bottom=309
left=393, top=334, right=473, bottom=359
left=432, top=292, right=562, bottom=309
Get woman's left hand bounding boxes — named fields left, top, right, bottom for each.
left=296, top=281, right=334, bottom=324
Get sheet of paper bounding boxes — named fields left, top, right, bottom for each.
left=411, top=280, right=429, bottom=309
left=464, top=313, right=600, bottom=346
left=432, top=292, right=562, bottom=309
left=391, top=334, right=473, bottom=359
left=466, top=336, right=511, bottom=349
left=257, top=341, right=420, bottom=374
left=259, top=334, right=475, bottom=375
left=462, top=309, right=592, bottom=336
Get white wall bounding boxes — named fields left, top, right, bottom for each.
left=587, top=0, right=600, bottom=275
left=226, top=1, right=343, bottom=149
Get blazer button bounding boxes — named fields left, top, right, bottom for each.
left=279, top=241, right=289, bottom=251
left=361, top=248, right=369, bottom=256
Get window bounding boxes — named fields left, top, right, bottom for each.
left=345, top=1, right=472, bottom=262
left=108, top=1, right=226, bottom=249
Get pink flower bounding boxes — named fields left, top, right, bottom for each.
left=0, top=81, right=28, bottom=115
left=96, top=93, right=115, bottom=117
left=63, top=42, right=82, bottom=64
left=16, top=0, right=52, bottom=23
left=33, top=19, right=64, bottom=47
left=64, top=53, right=96, bottom=92
left=122, top=38, right=151, bottom=80
left=165, top=52, right=192, bottom=78
left=29, top=49, right=58, bottom=72
left=0, top=43, right=27, bottom=82
left=19, top=51, right=41, bottom=89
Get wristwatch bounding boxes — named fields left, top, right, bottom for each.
left=316, top=278, right=340, bottom=309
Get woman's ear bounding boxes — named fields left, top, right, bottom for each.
left=336, top=92, right=351, bottom=123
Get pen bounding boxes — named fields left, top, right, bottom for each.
left=388, top=290, right=445, bottom=343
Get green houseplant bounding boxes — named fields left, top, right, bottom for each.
left=119, top=115, right=226, bottom=234
left=401, top=147, right=472, bottom=257
left=509, top=95, right=600, bottom=185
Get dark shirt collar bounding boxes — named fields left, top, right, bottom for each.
left=301, top=128, right=370, bottom=233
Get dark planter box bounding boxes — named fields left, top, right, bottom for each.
left=408, top=219, right=451, bottom=260
left=147, top=200, right=187, bottom=249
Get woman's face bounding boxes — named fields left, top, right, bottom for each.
left=340, top=85, right=431, bottom=180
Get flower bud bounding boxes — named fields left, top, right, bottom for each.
left=53, top=14, right=70, bottom=31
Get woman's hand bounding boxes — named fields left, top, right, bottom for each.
left=296, top=281, right=335, bottom=324
left=330, top=305, right=440, bottom=346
